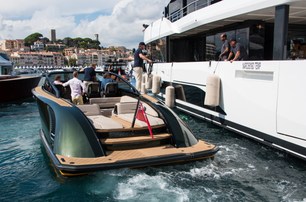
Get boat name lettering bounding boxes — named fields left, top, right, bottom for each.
left=242, top=62, right=261, bottom=70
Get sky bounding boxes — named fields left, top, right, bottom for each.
left=0, top=0, right=168, bottom=49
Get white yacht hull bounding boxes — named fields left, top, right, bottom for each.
left=152, top=60, right=306, bottom=159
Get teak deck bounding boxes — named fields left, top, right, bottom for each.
left=95, top=115, right=166, bottom=133
left=100, top=133, right=171, bottom=145
left=56, top=140, right=215, bottom=166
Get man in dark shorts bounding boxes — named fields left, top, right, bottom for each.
left=83, top=63, right=96, bottom=93
left=219, top=33, right=230, bottom=61
left=227, top=38, right=248, bottom=62
left=133, top=42, right=152, bottom=91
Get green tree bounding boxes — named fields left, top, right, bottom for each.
left=24, top=33, right=43, bottom=46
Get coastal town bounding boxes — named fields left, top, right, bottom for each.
left=0, top=29, right=132, bottom=68
left=1, top=0, right=306, bottom=201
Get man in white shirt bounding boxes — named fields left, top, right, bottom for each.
left=63, top=71, right=85, bottom=105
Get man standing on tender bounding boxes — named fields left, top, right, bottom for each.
left=63, top=71, right=85, bottom=105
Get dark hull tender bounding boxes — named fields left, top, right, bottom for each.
left=33, top=71, right=218, bottom=176
left=0, top=75, right=41, bottom=103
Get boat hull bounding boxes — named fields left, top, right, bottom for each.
left=40, top=129, right=218, bottom=176
left=151, top=60, right=306, bottom=160
left=0, top=75, right=41, bottom=103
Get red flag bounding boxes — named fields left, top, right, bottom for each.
left=136, top=103, right=154, bottom=139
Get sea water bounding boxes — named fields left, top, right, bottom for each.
left=1, top=100, right=306, bottom=201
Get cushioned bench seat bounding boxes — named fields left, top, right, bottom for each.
left=87, top=115, right=124, bottom=130
left=77, top=104, right=123, bottom=130
left=115, top=96, right=159, bottom=117
left=77, top=104, right=101, bottom=116
left=89, top=97, right=121, bottom=108
left=116, top=113, right=165, bottom=127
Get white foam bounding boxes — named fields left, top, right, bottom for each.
left=114, top=173, right=189, bottom=201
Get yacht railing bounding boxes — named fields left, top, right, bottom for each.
left=167, top=0, right=221, bottom=22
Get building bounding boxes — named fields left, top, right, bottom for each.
left=63, top=48, right=77, bottom=57
left=30, top=41, right=45, bottom=51
left=10, top=51, right=65, bottom=67
left=45, top=43, right=66, bottom=52
left=0, top=40, right=25, bottom=51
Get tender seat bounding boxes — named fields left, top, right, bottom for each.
left=77, top=104, right=101, bottom=116
left=87, top=82, right=101, bottom=98
left=117, top=113, right=164, bottom=127
left=77, top=104, right=123, bottom=130
left=115, top=96, right=159, bottom=117
left=89, top=97, right=121, bottom=108
left=114, top=102, right=137, bottom=114
left=87, top=115, right=123, bottom=130
left=104, top=82, right=119, bottom=97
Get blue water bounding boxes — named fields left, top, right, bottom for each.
left=1, top=101, right=306, bottom=201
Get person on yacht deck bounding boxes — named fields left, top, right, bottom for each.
left=133, top=42, right=152, bottom=91
left=219, top=33, right=230, bottom=61
left=227, top=38, right=248, bottom=62
left=63, top=71, right=85, bottom=105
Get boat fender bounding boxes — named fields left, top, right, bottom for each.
left=152, top=75, right=161, bottom=94
left=165, top=86, right=175, bottom=108
left=175, top=85, right=186, bottom=101
left=145, top=74, right=153, bottom=89
left=141, top=83, right=147, bottom=94
left=204, top=74, right=220, bottom=107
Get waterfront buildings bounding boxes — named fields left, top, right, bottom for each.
left=0, top=40, right=27, bottom=52
left=10, top=51, right=65, bottom=67
left=1, top=40, right=131, bottom=67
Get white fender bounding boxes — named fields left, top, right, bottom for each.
left=165, top=86, right=175, bottom=108
left=145, top=74, right=153, bottom=89
left=141, top=83, right=146, bottom=94
left=152, top=75, right=161, bottom=94
left=204, top=74, right=220, bottom=107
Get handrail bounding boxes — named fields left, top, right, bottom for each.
left=167, top=0, right=220, bottom=22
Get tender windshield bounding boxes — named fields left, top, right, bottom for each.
left=47, top=71, right=138, bottom=96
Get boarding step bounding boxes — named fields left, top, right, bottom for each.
left=100, top=133, right=172, bottom=151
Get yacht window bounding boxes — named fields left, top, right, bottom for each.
left=148, top=38, right=167, bottom=62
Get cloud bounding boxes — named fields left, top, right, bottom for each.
left=0, top=0, right=165, bottom=48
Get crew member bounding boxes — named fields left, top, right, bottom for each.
left=219, top=33, right=230, bottom=61
left=133, top=42, right=152, bottom=91
left=227, top=38, right=248, bottom=62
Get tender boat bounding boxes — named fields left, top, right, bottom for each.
left=143, top=0, right=306, bottom=160
left=0, top=53, right=41, bottom=103
left=32, top=71, right=218, bottom=176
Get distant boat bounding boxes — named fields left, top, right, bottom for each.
left=0, top=54, right=41, bottom=103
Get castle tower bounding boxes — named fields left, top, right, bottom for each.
left=94, top=34, right=99, bottom=41
left=51, top=29, right=56, bottom=43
